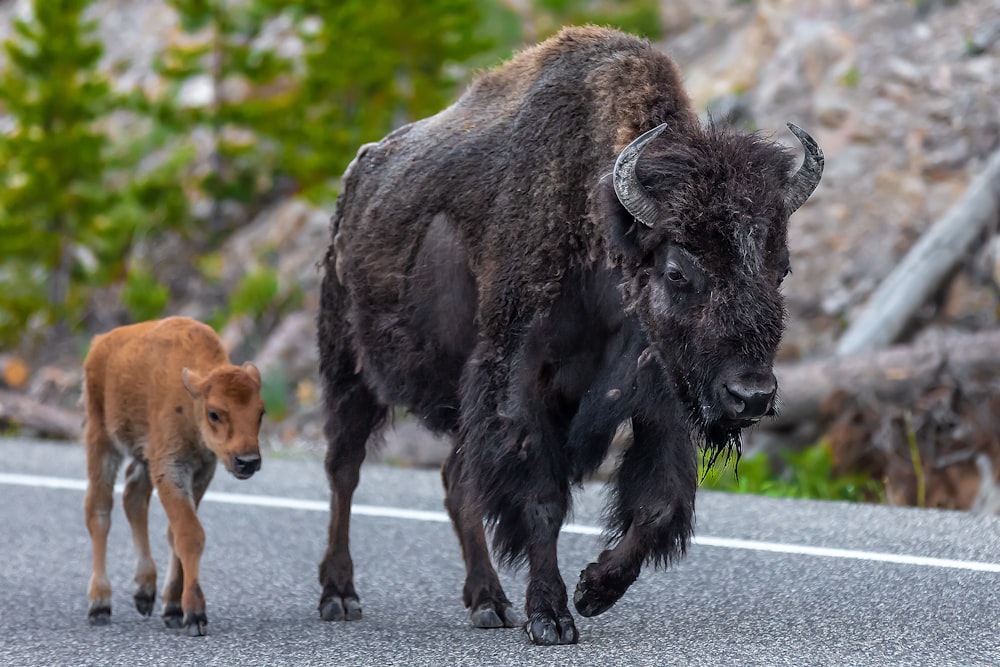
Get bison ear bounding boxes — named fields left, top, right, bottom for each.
left=181, top=368, right=202, bottom=399
left=597, top=172, right=644, bottom=264
left=241, top=362, right=262, bottom=387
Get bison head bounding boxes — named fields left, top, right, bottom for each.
left=599, top=122, right=823, bottom=455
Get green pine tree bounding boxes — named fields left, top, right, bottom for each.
left=146, top=0, right=296, bottom=228
left=259, top=0, right=502, bottom=202
left=145, top=0, right=507, bottom=206
left=0, top=0, right=193, bottom=349
left=519, top=0, right=661, bottom=42
left=0, top=0, right=117, bottom=346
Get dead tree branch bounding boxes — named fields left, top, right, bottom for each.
left=836, top=149, right=1000, bottom=356
left=769, top=329, right=1000, bottom=430
left=0, top=390, right=82, bottom=440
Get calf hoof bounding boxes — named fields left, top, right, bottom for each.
left=526, top=612, right=578, bottom=645
left=470, top=601, right=521, bottom=629
left=88, top=604, right=111, bottom=626
left=183, top=611, right=208, bottom=637
left=320, top=595, right=362, bottom=622
left=134, top=590, right=155, bottom=617
left=163, top=605, right=183, bottom=629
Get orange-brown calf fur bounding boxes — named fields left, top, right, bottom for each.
left=82, top=316, right=265, bottom=635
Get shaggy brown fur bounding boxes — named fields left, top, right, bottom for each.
left=316, top=26, right=822, bottom=645
left=82, top=316, right=264, bottom=636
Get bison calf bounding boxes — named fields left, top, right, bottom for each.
left=82, top=316, right=265, bottom=636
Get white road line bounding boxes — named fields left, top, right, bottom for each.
left=3, top=471, right=999, bottom=573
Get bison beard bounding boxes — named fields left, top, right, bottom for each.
left=315, top=26, right=823, bottom=645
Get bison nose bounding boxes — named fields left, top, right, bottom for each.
left=233, top=453, right=261, bottom=478
left=721, top=375, right=777, bottom=422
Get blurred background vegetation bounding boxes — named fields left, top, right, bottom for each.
left=5, top=0, right=998, bottom=508
left=0, top=0, right=888, bottom=502
left=0, top=0, right=658, bottom=349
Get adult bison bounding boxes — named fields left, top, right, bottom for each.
left=315, top=25, right=823, bottom=645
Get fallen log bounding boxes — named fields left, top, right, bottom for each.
left=768, top=328, right=1000, bottom=431
left=835, top=148, right=1000, bottom=356
left=0, top=390, right=82, bottom=440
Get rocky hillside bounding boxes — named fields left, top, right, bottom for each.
left=2, top=0, right=999, bottom=473
left=668, top=0, right=1000, bottom=357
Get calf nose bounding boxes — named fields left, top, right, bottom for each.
left=234, top=453, right=261, bottom=477
left=721, top=374, right=777, bottom=421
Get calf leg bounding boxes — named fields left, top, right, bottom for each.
left=122, top=458, right=156, bottom=617
left=442, top=446, right=518, bottom=628
left=573, top=415, right=697, bottom=618
left=84, top=420, right=122, bottom=625
left=161, top=456, right=215, bottom=632
left=162, top=526, right=184, bottom=629
left=153, top=454, right=209, bottom=636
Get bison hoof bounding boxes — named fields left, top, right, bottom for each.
left=163, top=606, right=183, bottom=629
left=320, top=595, right=362, bottom=622
left=134, top=590, right=155, bottom=617
left=526, top=612, right=578, bottom=645
left=573, top=561, right=634, bottom=618
left=573, top=578, right=617, bottom=618
left=88, top=604, right=111, bottom=626
left=183, top=611, right=208, bottom=637
left=470, top=602, right=521, bottom=629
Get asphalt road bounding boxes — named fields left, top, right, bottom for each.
left=1, top=436, right=998, bottom=666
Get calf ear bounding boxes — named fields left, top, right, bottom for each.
left=181, top=368, right=202, bottom=398
left=241, top=362, right=262, bottom=387
left=596, top=172, right=644, bottom=264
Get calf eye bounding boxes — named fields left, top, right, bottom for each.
left=208, top=410, right=220, bottom=423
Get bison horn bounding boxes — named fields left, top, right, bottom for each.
left=784, top=123, right=824, bottom=215
left=613, top=123, right=667, bottom=228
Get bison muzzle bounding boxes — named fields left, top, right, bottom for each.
left=315, top=26, right=823, bottom=645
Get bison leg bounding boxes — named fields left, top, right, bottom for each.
left=461, top=352, right=577, bottom=645
left=317, top=381, right=384, bottom=622
left=442, top=446, right=519, bottom=629
left=122, top=458, right=156, bottom=617
left=316, top=261, right=389, bottom=622
left=573, top=416, right=696, bottom=618
left=523, top=499, right=578, bottom=645
left=84, top=420, right=122, bottom=626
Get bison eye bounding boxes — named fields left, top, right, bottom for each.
left=208, top=410, right=220, bottom=423
left=665, top=264, right=688, bottom=285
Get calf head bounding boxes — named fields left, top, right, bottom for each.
left=181, top=362, right=265, bottom=479
left=599, top=122, right=823, bottom=454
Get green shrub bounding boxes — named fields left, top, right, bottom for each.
left=260, top=366, right=289, bottom=422
left=229, top=268, right=281, bottom=320
left=121, top=267, right=171, bottom=322
left=700, top=441, right=885, bottom=503
left=525, top=0, right=661, bottom=41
